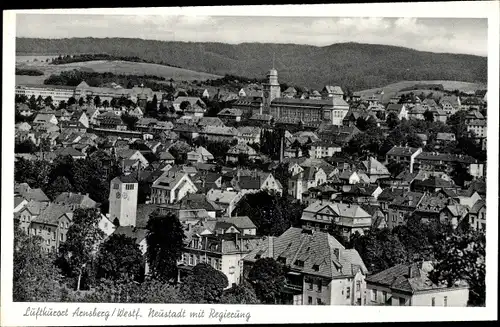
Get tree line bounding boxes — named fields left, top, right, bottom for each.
left=15, top=68, right=44, bottom=76
left=43, top=69, right=171, bottom=92
left=50, top=53, right=181, bottom=69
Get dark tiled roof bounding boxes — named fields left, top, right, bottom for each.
left=386, top=146, right=420, bottom=157
left=365, top=262, right=459, bottom=294
left=116, top=175, right=138, bottom=184
left=244, top=227, right=367, bottom=279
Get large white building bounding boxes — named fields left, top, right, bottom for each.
left=108, top=175, right=139, bottom=227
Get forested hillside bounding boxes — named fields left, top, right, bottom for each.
left=17, top=38, right=487, bottom=90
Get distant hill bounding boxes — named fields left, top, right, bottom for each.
left=15, top=59, right=221, bottom=85
left=355, top=80, right=487, bottom=104
left=16, top=37, right=487, bottom=91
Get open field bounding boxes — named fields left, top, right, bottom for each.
left=15, top=58, right=222, bottom=85
left=355, top=80, right=487, bottom=103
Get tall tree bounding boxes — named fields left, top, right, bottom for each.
left=46, top=175, right=74, bottom=200
left=15, top=139, right=38, bottom=154
left=429, top=229, right=485, bottom=306
left=67, top=96, right=76, bottom=106
left=146, top=212, right=186, bottom=282
left=13, top=221, right=62, bottom=302
left=78, top=97, right=85, bottom=107
left=386, top=112, right=400, bottom=129
left=234, top=191, right=304, bottom=236
left=102, top=99, right=110, bottom=108
left=423, top=110, right=434, bottom=122
left=247, top=257, right=285, bottom=304
left=14, top=158, right=51, bottom=189
left=220, top=281, right=260, bottom=304
left=86, top=94, right=93, bottom=104
left=93, top=95, right=102, bottom=107
left=44, top=96, right=53, bottom=107
left=58, top=100, right=67, bottom=110
left=28, top=95, right=37, bottom=109
left=95, top=234, right=144, bottom=282
left=180, top=263, right=229, bottom=303
left=58, top=208, right=105, bottom=290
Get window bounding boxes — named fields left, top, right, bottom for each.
left=126, top=184, right=135, bottom=190
left=356, top=280, right=361, bottom=292
left=294, top=260, right=304, bottom=267
left=316, top=298, right=322, bottom=305
left=444, top=296, right=448, bottom=307
left=188, top=255, right=193, bottom=266
left=312, top=264, right=319, bottom=272
left=307, top=279, right=313, bottom=291
left=308, top=296, right=312, bottom=305
left=113, top=183, right=119, bottom=189
left=52, top=231, right=56, bottom=241
left=383, top=291, right=387, bottom=303
left=371, top=289, right=377, bottom=302
left=431, top=297, right=435, bottom=306
left=317, top=280, right=322, bottom=293
left=346, top=287, right=351, bottom=299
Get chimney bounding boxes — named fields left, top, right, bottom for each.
left=268, top=236, right=274, bottom=258
left=408, top=265, right=414, bottom=278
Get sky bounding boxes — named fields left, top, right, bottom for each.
left=16, top=14, right=488, bottom=56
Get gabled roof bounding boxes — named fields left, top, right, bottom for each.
left=390, top=192, right=424, bottom=209
left=244, top=227, right=367, bottom=279
left=32, top=203, right=73, bottom=226
left=206, top=188, right=240, bottom=204
left=386, top=146, right=421, bottom=157
left=219, top=216, right=256, bottom=230
left=159, top=150, right=175, bottom=161
left=153, top=170, right=190, bottom=191
left=368, top=261, right=467, bottom=293
left=302, top=200, right=372, bottom=219
left=15, top=183, right=50, bottom=202
left=323, top=85, right=344, bottom=95
left=54, top=192, right=97, bottom=208
left=436, top=133, right=456, bottom=141
left=469, top=200, right=486, bottom=215
left=113, top=174, right=138, bottom=184
left=440, top=95, right=460, bottom=107
left=386, top=104, right=405, bottom=113
left=218, top=108, right=243, bottom=117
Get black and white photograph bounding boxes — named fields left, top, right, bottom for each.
left=1, top=2, right=498, bottom=325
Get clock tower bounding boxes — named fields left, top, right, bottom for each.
left=109, top=175, right=139, bottom=227
left=262, top=68, right=281, bottom=115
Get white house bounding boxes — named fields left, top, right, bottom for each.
left=151, top=170, right=198, bottom=204
left=365, top=262, right=469, bottom=307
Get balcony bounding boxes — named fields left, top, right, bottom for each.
left=284, top=281, right=303, bottom=293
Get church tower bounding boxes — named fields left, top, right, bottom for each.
left=109, top=175, right=139, bottom=227
left=262, top=56, right=281, bottom=114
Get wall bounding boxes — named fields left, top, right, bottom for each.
left=303, top=275, right=331, bottom=305
left=365, top=283, right=393, bottom=305
left=221, top=253, right=243, bottom=288
left=410, top=288, right=469, bottom=307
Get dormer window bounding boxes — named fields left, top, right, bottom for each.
left=312, top=264, right=320, bottom=271
left=294, top=260, right=304, bottom=267
left=277, top=256, right=286, bottom=264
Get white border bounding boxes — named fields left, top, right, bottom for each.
left=2, top=2, right=499, bottom=325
